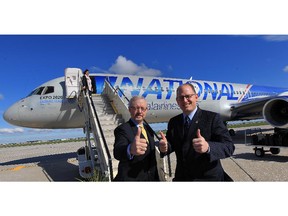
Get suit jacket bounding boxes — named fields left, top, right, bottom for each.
left=166, top=108, right=235, bottom=181
left=113, top=119, right=159, bottom=181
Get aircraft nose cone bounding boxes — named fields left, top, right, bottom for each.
left=3, top=104, right=20, bottom=126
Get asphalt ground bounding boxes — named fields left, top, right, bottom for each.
left=0, top=141, right=84, bottom=181
left=1, top=125, right=288, bottom=182
left=222, top=125, right=288, bottom=181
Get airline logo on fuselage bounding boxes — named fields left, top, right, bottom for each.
left=94, top=75, right=239, bottom=101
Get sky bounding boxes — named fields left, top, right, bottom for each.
left=1, top=34, right=288, bottom=144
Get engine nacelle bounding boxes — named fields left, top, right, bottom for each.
left=263, top=98, right=288, bottom=128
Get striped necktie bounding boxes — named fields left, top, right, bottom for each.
left=139, top=124, right=149, bottom=143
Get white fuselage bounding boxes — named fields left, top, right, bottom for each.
left=3, top=73, right=288, bottom=129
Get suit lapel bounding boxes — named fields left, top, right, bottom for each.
left=129, top=119, right=137, bottom=135
left=145, top=125, right=155, bottom=151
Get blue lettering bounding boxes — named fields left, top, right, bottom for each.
left=189, top=81, right=238, bottom=101
left=93, top=76, right=240, bottom=101
left=217, top=84, right=229, bottom=100
left=94, top=76, right=117, bottom=94
left=217, top=84, right=238, bottom=100
left=120, top=77, right=141, bottom=97
left=189, top=81, right=203, bottom=97
left=228, top=84, right=238, bottom=100
left=163, top=79, right=183, bottom=99
left=203, top=82, right=218, bottom=100
left=142, top=79, right=162, bottom=99
left=131, top=78, right=143, bottom=96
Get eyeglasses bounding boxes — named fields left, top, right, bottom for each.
left=130, top=107, right=147, bottom=112
left=176, top=94, right=196, bottom=101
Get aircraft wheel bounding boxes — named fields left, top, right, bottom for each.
left=270, top=147, right=280, bottom=155
left=229, top=129, right=236, bottom=136
left=254, top=147, right=265, bottom=157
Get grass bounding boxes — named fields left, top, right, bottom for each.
left=77, top=168, right=109, bottom=182
left=227, top=121, right=269, bottom=129
left=87, top=169, right=109, bottom=182
left=0, top=137, right=86, bottom=148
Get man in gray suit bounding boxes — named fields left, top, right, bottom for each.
left=159, top=83, right=235, bottom=181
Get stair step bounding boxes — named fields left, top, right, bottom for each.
left=92, top=94, right=125, bottom=179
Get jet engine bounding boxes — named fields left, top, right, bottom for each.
left=263, top=98, right=288, bottom=128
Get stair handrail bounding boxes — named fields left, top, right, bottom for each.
left=79, top=80, right=113, bottom=180
left=89, top=93, right=114, bottom=181
left=102, top=80, right=130, bottom=122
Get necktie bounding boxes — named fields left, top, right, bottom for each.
left=184, top=115, right=191, bottom=136
left=139, top=124, right=149, bottom=143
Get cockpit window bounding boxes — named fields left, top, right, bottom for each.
left=27, top=87, right=45, bottom=96
left=27, top=86, right=54, bottom=96
left=43, top=86, right=54, bottom=94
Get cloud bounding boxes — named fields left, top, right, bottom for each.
left=0, top=127, right=24, bottom=134
left=283, top=65, right=288, bottom=73
left=263, top=35, right=288, bottom=42
left=90, top=66, right=107, bottom=73
left=108, top=55, right=162, bottom=76
left=0, top=94, right=3, bottom=100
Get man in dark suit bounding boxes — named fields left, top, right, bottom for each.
left=113, top=96, right=159, bottom=181
left=159, top=83, right=235, bottom=181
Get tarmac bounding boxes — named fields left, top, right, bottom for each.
left=0, top=141, right=83, bottom=181
left=1, top=125, right=288, bottom=182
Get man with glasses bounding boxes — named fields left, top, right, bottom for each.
left=158, top=83, right=235, bottom=181
left=113, top=96, right=160, bottom=181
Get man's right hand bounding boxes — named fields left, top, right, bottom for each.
left=130, top=127, right=148, bottom=155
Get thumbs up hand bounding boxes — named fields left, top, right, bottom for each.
left=130, top=126, right=148, bottom=156
left=158, top=131, right=168, bottom=153
left=192, top=129, right=209, bottom=153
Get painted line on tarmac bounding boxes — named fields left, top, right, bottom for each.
left=11, top=165, right=26, bottom=171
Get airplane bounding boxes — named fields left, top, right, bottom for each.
left=4, top=67, right=288, bottom=179
left=3, top=68, right=288, bottom=132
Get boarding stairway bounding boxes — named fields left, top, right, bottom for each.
left=77, top=86, right=124, bottom=181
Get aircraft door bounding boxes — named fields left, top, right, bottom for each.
left=65, top=68, right=82, bottom=98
